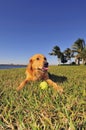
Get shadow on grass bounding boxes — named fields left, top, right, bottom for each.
left=49, top=73, right=67, bottom=83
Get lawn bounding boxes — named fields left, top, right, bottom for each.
left=0, top=65, right=86, bottom=130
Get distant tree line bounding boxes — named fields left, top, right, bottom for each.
left=49, top=38, right=86, bottom=65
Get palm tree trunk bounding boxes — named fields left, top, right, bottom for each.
left=58, top=58, right=61, bottom=65
left=78, top=59, right=80, bottom=65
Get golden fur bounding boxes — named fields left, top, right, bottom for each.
left=17, top=54, right=63, bottom=93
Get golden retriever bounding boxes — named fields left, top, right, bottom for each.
left=17, top=54, right=63, bottom=93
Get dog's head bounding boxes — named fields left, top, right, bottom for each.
left=27, top=54, right=49, bottom=73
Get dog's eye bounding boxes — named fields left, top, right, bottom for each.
left=36, top=58, right=40, bottom=60
left=44, top=57, right=47, bottom=60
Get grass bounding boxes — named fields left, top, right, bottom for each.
left=0, top=65, right=86, bottom=130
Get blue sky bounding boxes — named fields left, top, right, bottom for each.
left=0, top=0, right=86, bottom=64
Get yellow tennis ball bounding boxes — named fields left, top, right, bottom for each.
left=39, top=81, right=48, bottom=90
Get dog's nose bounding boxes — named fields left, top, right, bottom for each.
left=44, top=62, right=48, bottom=67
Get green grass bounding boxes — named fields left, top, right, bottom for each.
left=0, top=66, right=86, bottom=130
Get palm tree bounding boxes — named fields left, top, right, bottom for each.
left=64, top=48, right=72, bottom=63
left=60, top=54, right=67, bottom=64
left=49, top=45, right=62, bottom=65
left=80, top=47, right=86, bottom=64
left=72, top=38, right=85, bottom=64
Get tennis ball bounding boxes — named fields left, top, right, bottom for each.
left=39, top=81, right=48, bottom=90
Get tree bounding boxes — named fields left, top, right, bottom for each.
left=72, top=38, right=85, bottom=64
left=49, top=45, right=63, bottom=65
left=80, top=47, right=86, bottom=64
left=61, top=54, right=67, bottom=64
left=64, top=48, right=72, bottom=63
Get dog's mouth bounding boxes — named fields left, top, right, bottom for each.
left=37, top=62, right=48, bottom=72
left=37, top=67, right=48, bottom=72
left=42, top=66, right=48, bottom=71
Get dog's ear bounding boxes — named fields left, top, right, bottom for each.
left=27, top=58, right=33, bottom=72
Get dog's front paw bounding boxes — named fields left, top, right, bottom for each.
left=16, top=87, right=20, bottom=91
left=56, top=86, right=63, bottom=94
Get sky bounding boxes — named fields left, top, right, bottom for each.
left=0, top=0, right=86, bottom=65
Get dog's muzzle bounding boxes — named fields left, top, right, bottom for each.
left=37, top=62, right=49, bottom=72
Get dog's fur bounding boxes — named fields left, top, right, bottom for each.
left=17, top=54, right=63, bottom=93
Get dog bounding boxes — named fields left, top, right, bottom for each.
left=17, top=54, right=63, bottom=93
